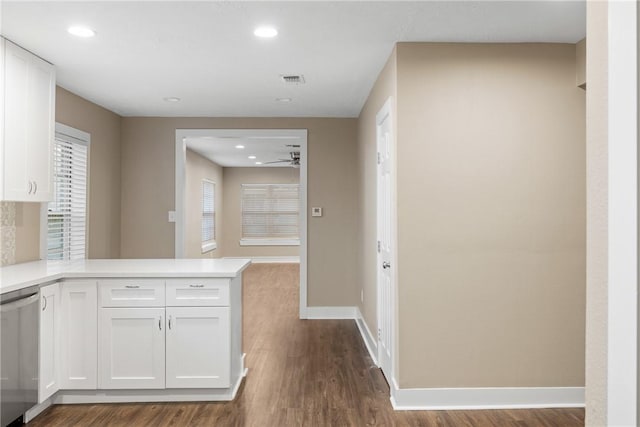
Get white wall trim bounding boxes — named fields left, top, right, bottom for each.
left=201, top=241, right=217, bottom=253
left=239, top=238, right=300, bottom=246
left=25, top=398, right=52, bottom=423
left=355, top=307, right=378, bottom=366
left=223, top=256, right=299, bottom=264
left=305, top=306, right=357, bottom=319
left=53, top=387, right=241, bottom=404
left=175, top=129, right=308, bottom=320
left=390, top=378, right=585, bottom=410
left=607, top=1, right=638, bottom=426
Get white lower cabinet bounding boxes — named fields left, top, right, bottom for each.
left=39, top=283, right=60, bottom=403
left=166, top=306, right=230, bottom=388
left=98, top=307, right=165, bottom=389
left=59, top=281, right=97, bottom=389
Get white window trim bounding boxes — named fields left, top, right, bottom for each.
left=239, top=238, right=300, bottom=246
left=201, top=178, right=216, bottom=253
left=40, top=123, right=91, bottom=260
left=202, top=241, right=218, bottom=253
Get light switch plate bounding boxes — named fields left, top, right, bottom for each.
left=168, top=211, right=176, bottom=223
left=311, top=207, right=323, bottom=217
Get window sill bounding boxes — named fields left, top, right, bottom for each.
left=202, top=241, right=218, bottom=253
left=239, top=239, right=300, bottom=246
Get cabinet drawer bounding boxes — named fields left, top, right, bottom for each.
left=166, top=279, right=229, bottom=307
left=99, top=280, right=165, bottom=307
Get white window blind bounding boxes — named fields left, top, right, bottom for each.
left=202, top=180, right=215, bottom=245
left=241, top=184, right=299, bottom=241
left=46, top=132, right=88, bottom=260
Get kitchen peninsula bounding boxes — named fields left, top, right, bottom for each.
left=0, top=258, right=250, bottom=423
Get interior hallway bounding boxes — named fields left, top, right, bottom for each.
left=28, top=263, right=585, bottom=426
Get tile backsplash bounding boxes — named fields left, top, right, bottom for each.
left=0, top=202, right=16, bottom=266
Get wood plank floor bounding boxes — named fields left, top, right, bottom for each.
left=29, top=263, right=585, bottom=426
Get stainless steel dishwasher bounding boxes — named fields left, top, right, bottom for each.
left=1, top=286, right=39, bottom=427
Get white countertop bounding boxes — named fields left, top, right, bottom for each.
left=0, top=258, right=251, bottom=294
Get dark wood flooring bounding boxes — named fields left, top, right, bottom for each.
left=28, top=263, right=585, bottom=426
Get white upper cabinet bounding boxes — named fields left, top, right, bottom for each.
left=1, top=38, right=55, bottom=201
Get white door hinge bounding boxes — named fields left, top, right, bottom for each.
left=377, top=152, right=381, bottom=164
left=377, top=241, right=381, bottom=253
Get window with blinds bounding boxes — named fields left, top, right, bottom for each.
left=201, top=180, right=216, bottom=250
left=241, top=184, right=300, bottom=245
left=46, top=131, right=88, bottom=260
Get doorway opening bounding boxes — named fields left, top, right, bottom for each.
left=174, top=129, right=308, bottom=319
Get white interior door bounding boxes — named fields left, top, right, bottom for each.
left=376, top=98, right=394, bottom=383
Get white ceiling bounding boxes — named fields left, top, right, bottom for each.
left=1, top=1, right=585, bottom=118
left=186, top=134, right=302, bottom=167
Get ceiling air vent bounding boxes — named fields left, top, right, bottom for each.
left=281, top=74, right=305, bottom=84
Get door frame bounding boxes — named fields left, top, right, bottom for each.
left=376, top=97, right=397, bottom=384
left=174, top=129, right=309, bottom=319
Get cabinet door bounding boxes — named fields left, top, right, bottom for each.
left=166, top=306, right=230, bottom=388
left=39, top=283, right=60, bottom=403
left=3, top=40, right=30, bottom=200
left=99, top=308, right=165, bottom=389
left=25, top=50, right=55, bottom=201
left=60, top=281, right=97, bottom=389
left=1, top=39, right=54, bottom=202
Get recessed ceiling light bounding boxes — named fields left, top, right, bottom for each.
left=276, top=97, right=292, bottom=103
left=163, top=97, right=181, bottom=102
left=255, top=161, right=263, bottom=165
left=248, top=155, right=257, bottom=159
left=254, top=26, right=278, bottom=38
left=235, top=145, right=245, bottom=149
left=67, top=26, right=96, bottom=38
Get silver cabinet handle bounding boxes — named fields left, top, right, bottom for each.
left=159, top=316, right=162, bottom=330
left=382, top=261, right=391, bottom=269
left=125, top=285, right=140, bottom=289
left=189, top=284, right=204, bottom=288
left=42, top=295, right=47, bottom=311
left=168, top=315, right=172, bottom=330
left=33, top=181, right=37, bottom=194
left=28, top=181, right=33, bottom=194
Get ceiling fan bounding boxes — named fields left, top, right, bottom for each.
left=263, top=151, right=301, bottom=168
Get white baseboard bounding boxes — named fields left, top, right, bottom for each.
left=355, top=307, right=378, bottom=366
left=53, top=385, right=242, bottom=404
left=305, top=306, right=357, bottom=319
left=25, top=398, right=52, bottom=422
left=223, top=256, right=299, bottom=264
left=390, top=377, right=585, bottom=410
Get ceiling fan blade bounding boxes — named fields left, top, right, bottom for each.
left=262, top=159, right=291, bottom=164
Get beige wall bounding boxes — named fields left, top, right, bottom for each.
left=356, top=48, right=397, bottom=343
left=56, top=87, right=122, bottom=259
left=120, top=117, right=358, bottom=307
left=7, top=87, right=122, bottom=265
left=185, top=149, right=223, bottom=258
left=585, top=2, right=609, bottom=425
left=393, top=43, right=585, bottom=388
left=222, top=167, right=300, bottom=258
